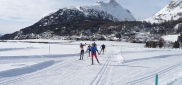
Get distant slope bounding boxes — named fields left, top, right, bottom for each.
left=144, top=0, right=182, bottom=23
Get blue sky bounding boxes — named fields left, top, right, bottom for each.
left=0, top=0, right=171, bottom=35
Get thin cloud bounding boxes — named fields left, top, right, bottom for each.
left=0, top=0, right=60, bottom=22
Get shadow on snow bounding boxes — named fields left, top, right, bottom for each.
left=124, top=54, right=182, bottom=64
left=0, top=47, right=38, bottom=52
left=0, top=53, right=80, bottom=60
left=0, top=60, right=54, bottom=78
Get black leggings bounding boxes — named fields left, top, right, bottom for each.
left=80, top=50, right=84, bottom=60
left=100, top=48, right=105, bottom=54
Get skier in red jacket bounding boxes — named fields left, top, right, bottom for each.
left=79, top=43, right=85, bottom=60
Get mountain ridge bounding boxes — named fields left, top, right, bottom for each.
left=144, top=0, right=182, bottom=23
left=78, top=0, right=135, bottom=21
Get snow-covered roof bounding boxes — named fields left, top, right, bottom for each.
left=162, top=34, right=179, bottom=42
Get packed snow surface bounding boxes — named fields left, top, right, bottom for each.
left=0, top=40, right=182, bottom=85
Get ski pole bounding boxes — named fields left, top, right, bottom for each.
left=74, top=48, right=79, bottom=54
left=49, top=45, right=50, bottom=54
left=87, top=54, right=88, bottom=60
left=82, top=79, right=84, bottom=85
left=73, top=48, right=79, bottom=57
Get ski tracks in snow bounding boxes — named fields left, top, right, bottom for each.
left=96, top=55, right=123, bottom=85
left=124, top=61, right=182, bottom=85
left=91, top=56, right=111, bottom=85
left=0, top=57, right=81, bottom=85
left=90, top=50, right=116, bottom=85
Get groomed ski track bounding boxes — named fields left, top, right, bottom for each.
left=0, top=41, right=182, bottom=85
left=91, top=56, right=111, bottom=85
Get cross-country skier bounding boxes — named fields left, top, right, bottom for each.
left=79, top=43, right=85, bottom=60
left=100, top=44, right=106, bottom=54
left=93, top=42, right=97, bottom=48
left=89, top=43, right=100, bottom=65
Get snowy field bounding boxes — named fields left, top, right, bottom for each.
left=0, top=40, right=182, bottom=85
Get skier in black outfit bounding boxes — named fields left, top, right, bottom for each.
left=100, top=44, right=106, bottom=54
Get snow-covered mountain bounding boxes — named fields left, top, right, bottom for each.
left=0, top=0, right=135, bottom=40
left=78, top=0, right=135, bottom=21
left=40, top=0, right=135, bottom=24
left=145, top=0, right=182, bottom=23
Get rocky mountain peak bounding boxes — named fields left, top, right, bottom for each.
left=95, top=1, right=105, bottom=5
left=82, top=0, right=135, bottom=21
left=167, top=0, right=182, bottom=9
left=95, top=0, right=120, bottom=7
left=107, top=0, right=117, bottom=3
left=106, top=0, right=121, bottom=7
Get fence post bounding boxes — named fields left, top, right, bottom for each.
left=155, top=74, right=158, bottom=85
left=121, top=46, right=122, bottom=52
